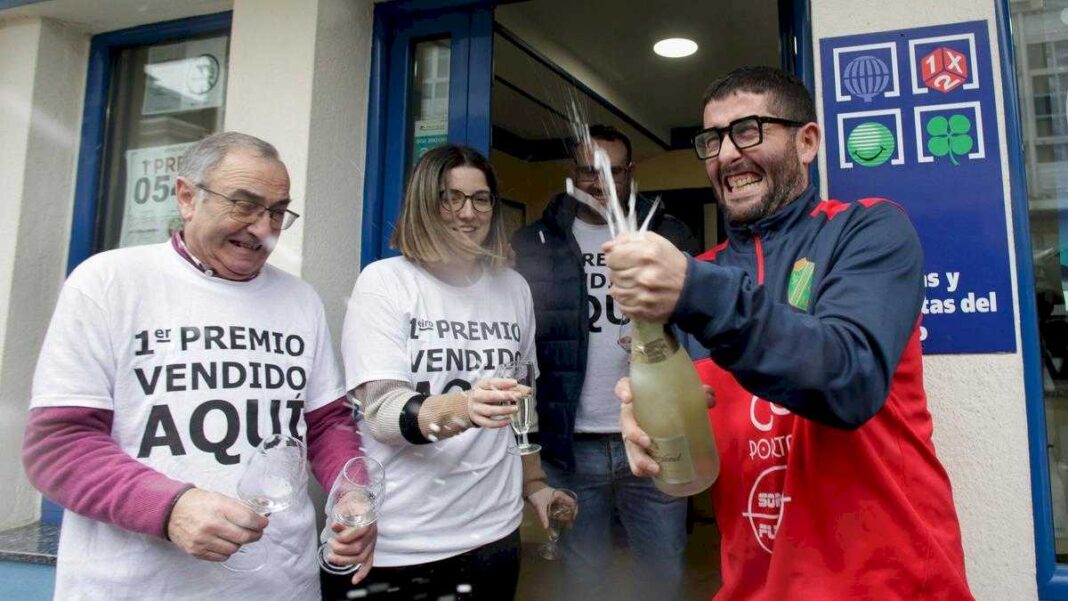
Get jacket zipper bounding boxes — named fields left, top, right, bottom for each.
left=754, top=235, right=765, bottom=285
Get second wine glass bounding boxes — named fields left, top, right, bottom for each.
left=222, top=433, right=307, bottom=573
left=539, top=488, right=578, bottom=560
left=318, top=456, right=386, bottom=575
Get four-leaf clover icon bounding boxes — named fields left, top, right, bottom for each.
left=926, top=114, right=974, bottom=166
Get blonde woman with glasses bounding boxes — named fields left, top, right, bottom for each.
left=325, top=145, right=574, bottom=601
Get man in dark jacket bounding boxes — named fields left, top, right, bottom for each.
left=511, top=125, right=697, bottom=600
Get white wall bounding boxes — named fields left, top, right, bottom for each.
left=301, top=0, right=372, bottom=340
left=225, top=0, right=373, bottom=339
left=0, top=17, right=88, bottom=531
left=811, top=2, right=1037, bottom=600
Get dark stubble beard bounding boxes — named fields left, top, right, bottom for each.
left=720, top=138, right=805, bottom=226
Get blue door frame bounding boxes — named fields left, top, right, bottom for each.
left=68, top=11, right=232, bottom=275
left=780, top=0, right=819, bottom=190
left=996, top=0, right=1068, bottom=597
left=361, top=1, right=494, bottom=265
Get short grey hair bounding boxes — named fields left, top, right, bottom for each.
left=178, top=131, right=280, bottom=185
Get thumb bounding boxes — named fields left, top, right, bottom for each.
left=526, top=487, right=552, bottom=528
left=221, top=498, right=268, bottom=530
left=703, top=384, right=717, bottom=409
left=614, top=377, right=633, bottom=405
left=536, top=502, right=549, bottom=529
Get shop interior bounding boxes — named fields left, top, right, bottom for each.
left=485, top=1, right=783, bottom=597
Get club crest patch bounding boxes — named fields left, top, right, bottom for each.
left=788, top=258, right=814, bottom=311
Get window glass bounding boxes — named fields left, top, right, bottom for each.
left=96, top=34, right=229, bottom=251
left=408, top=37, right=450, bottom=170
left=1012, top=0, right=1068, bottom=561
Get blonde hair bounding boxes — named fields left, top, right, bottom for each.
left=391, top=145, right=508, bottom=270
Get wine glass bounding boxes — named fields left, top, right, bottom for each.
left=539, top=488, right=578, bottom=560
left=493, top=360, right=541, bottom=455
left=222, top=433, right=307, bottom=573
left=318, top=456, right=386, bottom=575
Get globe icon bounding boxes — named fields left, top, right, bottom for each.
left=843, top=55, right=891, bottom=102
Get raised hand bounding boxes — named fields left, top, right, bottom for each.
left=603, top=231, right=688, bottom=323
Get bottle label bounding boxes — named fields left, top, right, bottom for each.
left=650, top=435, right=696, bottom=484
left=632, top=339, right=673, bottom=363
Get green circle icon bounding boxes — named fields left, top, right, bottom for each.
left=846, top=121, right=895, bottom=167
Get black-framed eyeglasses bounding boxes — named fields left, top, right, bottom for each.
left=440, top=189, right=495, bottom=213
left=196, top=183, right=300, bottom=230
left=692, top=115, right=808, bottom=160
left=574, top=164, right=631, bottom=183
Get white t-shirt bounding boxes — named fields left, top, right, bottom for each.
left=341, top=256, right=535, bottom=566
left=31, top=242, right=345, bottom=601
left=572, top=219, right=630, bottom=433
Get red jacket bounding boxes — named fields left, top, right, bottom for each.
left=675, top=189, right=973, bottom=600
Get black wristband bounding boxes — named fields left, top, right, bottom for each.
left=399, top=393, right=432, bottom=445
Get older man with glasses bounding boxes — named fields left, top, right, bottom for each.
left=510, top=125, right=697, bottom=600
left=23, top=132, right=375, bottom=601
left=608, top=66, right=975, bottom=600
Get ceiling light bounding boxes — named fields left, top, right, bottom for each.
left=654, top=38, right=698, bottom=58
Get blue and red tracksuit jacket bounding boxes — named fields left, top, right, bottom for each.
left=675, top=187, right=973, bottom=600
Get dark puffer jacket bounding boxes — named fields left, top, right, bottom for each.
left=511, top=193, right=699, bottom=470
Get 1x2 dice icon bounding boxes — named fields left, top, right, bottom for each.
left=920, top=47, right=968, bottom=94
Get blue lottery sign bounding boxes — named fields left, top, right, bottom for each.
left=820, top=21, right=1015, bottom=354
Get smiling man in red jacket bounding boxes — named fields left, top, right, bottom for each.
left=608, top=66, right=974, bottom=600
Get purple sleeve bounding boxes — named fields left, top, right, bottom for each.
left=306, top=398, right=363, bottom=490
left=22, top=406, right=192, bottom=539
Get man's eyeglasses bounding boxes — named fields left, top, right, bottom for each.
left=691, top=115, right=807, bottom=160
left=440, top=189, right=495, bottom=214
left=574, top=164, right=631, bottom=183
left=196, top=184, right=300, bottom=230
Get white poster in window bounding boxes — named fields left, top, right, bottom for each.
left=413, top=117, right=448, bottom=161
left=119, top=142, right=193, bottom=248
left=142, top=36, right=227, bottom=116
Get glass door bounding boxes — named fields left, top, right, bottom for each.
left=1008, top=1, right=1068, bottom=595
left=362, top=4, right=493, bottom=263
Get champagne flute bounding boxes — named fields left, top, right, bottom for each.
left=539, top=488, right=578, bottom=560
left=494, top=360, right=541, bottom=455
left=222, top=433, right=307, bottom=573
left=318, top=456, right=386, bottom=575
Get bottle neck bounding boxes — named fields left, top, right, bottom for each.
left=630, top=319, right=678, bottom=364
